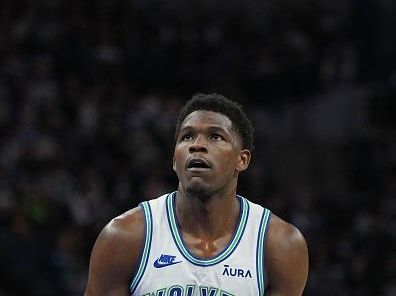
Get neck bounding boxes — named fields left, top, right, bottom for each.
left=175, top=184, right=240, bottom=239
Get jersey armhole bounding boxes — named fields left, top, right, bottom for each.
left=129, top=201, right=153, bottom=294
left=256, top=209, right=272, bottom=296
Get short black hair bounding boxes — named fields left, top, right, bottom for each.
left=175, top=93, right=254, bottom=151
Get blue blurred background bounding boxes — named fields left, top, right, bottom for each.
left=0, top=0, right=395, bottom=295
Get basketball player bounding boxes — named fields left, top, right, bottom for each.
left=84, top=94, right=309, bottom=296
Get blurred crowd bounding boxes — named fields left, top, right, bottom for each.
left=0, top=0, right=396, bottom=295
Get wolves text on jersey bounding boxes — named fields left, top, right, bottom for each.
left=142, top=285, right=234, bottom=296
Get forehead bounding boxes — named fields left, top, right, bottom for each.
left=181, top=110, right=234, bottom=131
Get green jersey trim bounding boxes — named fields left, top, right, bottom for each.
left=130, top=201, right=153, bottom=294
left=256, top=208, right=271, bottom=295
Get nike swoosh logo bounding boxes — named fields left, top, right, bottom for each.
left=153, top=259, right=182, bottom=268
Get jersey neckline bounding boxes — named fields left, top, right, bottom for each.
left=166, top=191, right=250, bottom=266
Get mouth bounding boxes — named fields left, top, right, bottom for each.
left=186, top=158, right=212, bottom=171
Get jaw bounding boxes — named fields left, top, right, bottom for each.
left=175, top=161, right=238, bottom=201
left=179, top=174, right=237, bottom=203
left=186, top=177, right=211, bottom=194
left=178, top=176, right=214, bottom=201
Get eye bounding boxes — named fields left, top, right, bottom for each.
left=210, top=134, right=223, bottom=141
left=180, top=133, right=193, bottom=141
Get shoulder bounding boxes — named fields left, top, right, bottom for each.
left=93, top=206, right=146, bottom=271
left=101, top=206, right=146, bottom=246
left=85, top=206, right=146, bottom=295
left=265, top=214, right=309, bottom=296
left=266, top=214, right=307, bottom=254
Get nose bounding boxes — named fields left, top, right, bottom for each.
left=188, top=135, right=208, bottom=153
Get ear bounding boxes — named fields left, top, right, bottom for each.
left=172, top=155, right=177, bottom=172
left=236, top=149, right=251, bottom=173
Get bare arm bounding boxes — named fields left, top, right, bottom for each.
left=265, top=215, right=309, bottom=296
left=84, top=207, right=145, bottom=296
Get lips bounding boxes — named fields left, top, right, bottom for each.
left=186, top=158, right=212, bottom=170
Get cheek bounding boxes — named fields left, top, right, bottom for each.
left=173, top=148, right=185, bottom=170
left=221, top=150, right=239, bottom=166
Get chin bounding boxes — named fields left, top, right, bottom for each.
left=185, top=183, right=212, bottom=200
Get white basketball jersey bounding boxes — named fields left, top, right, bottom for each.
left=129, top=192, right=271, bottom=296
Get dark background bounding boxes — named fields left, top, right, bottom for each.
left=0, top=0, right=395, bottom=295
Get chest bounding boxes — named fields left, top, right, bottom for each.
left=130, top=194, right=270, bottom=296
left=181, top=232, right=233, bottom=259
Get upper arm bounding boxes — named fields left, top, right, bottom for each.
left=84, top=207, right=145, bottom=296
left=265, top=215, right=309, bottom=296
